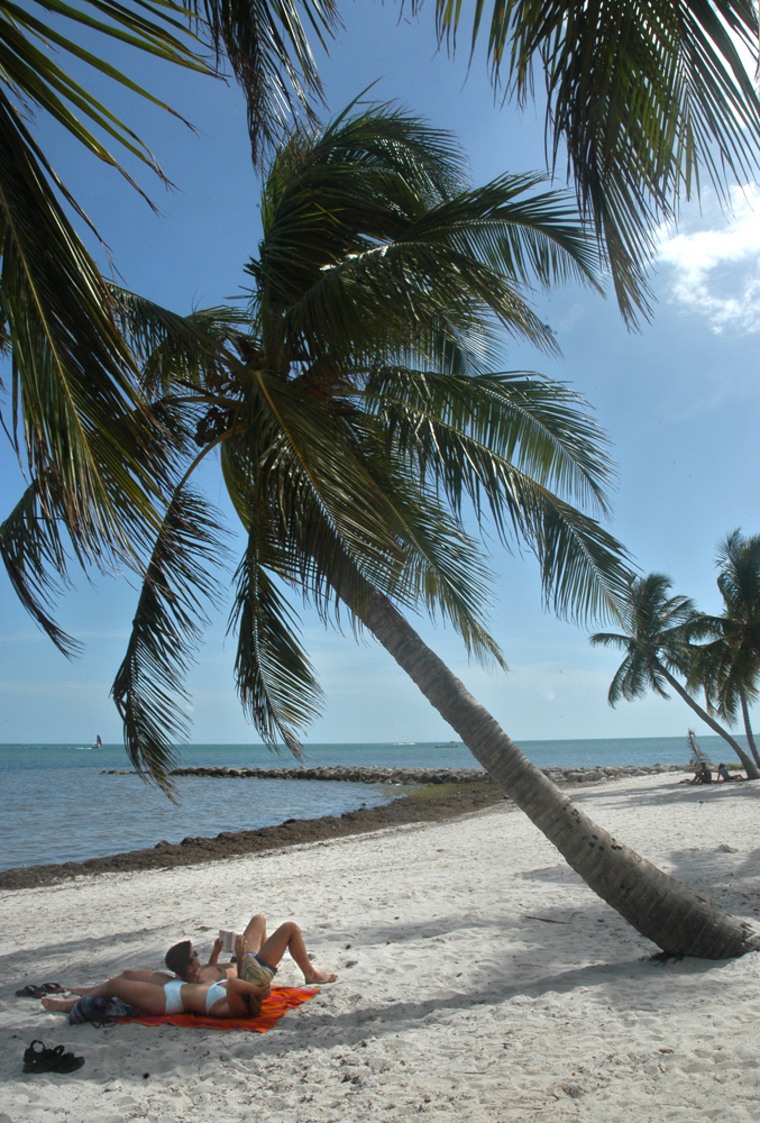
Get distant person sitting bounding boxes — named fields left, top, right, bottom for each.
left=690, top=762, right=713, bottom=784
left=717, top=762, right=743, bottom=782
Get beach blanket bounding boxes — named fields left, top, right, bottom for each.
left=114, top=986, right=317, bottom=1032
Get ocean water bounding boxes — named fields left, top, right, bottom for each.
left=0, top=735, right=733, bottom=872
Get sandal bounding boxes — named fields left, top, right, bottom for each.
left=15, top=983, right=66, bottom=998
left=23, top=1040, right=84, bottom=1075
left=40, top=982, right=66, bottom=995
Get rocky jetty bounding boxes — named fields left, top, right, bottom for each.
left=101, top=763, right=686, bottom=785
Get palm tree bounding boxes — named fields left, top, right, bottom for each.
left=689, top=531, right=760, bottom=765
left=99, top=104, right=758, bottom=958
left=590, top=573, right=759, bottom=778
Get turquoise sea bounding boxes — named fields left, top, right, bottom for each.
left=0, top=735, right=732, bottom=872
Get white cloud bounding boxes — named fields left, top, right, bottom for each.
left=656, top=183, right=760, bottom=334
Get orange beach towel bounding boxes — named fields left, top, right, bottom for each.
left=115, top=985, right=318, bottom=1032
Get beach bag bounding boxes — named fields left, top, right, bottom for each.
left=68, top=995, right=137, bottom=1026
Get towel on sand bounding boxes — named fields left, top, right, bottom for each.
left=114, top=986, right=317, bottom=1032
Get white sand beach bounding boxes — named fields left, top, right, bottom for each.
left=2, top=771, right=760, bottom=1122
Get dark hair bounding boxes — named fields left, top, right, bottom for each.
left=243, top=991, right=262, bottom=1017
left=165, top=939, right=194, bottom=978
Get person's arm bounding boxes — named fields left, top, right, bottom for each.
left=207, top=936, right=223, bottom=966
left=222, top=975, right=265, bottom=1017
left=233, top=933, right=248, bottom=975
left=226, top=976, right=270, bottom=1000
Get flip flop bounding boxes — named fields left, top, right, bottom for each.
left=23, top=1040, right=84, bottom=1075
left=15, top=983, right=66, bottom=998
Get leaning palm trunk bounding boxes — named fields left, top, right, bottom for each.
left=358, top=587, right=760, bottom=959
left=658, top=666, right=759, bottom=779
left=740, top=692, right=760, bottom=768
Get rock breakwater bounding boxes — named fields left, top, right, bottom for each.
left=100, top=763, right=686, bottom=785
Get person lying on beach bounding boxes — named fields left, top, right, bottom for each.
left=717, top=762, right=745, bottom=782
left=41, top=948, right=269, bottom=1020
left=165, top=913, right=338, bottom=989
left=64, top=913, right=337, bottom=999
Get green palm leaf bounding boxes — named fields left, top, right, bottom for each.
left=229, top=536, right=325, bottom=753
left=111, top=485, right=227, bottom=790
left=1, top=0, right=205, bottom=185
left=195, top=0, right=339, bottom=162
left=0, top=476, right=81, bottom=656
left=429, top=0, right=760, bottom=323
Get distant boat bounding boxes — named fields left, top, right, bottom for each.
left=94, top=734, right=103, bottom=749
left=434, top=740, right=459, bottom=747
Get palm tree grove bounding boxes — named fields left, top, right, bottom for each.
left=2, top=0, right=760, bottom=965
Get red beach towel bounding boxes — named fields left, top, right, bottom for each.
left=114, top=985, right=318, bottom=1032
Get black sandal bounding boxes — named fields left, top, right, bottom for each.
left=23, top=1040, right=84, bottom=1074
left=15, top=983, right=66, bottom=998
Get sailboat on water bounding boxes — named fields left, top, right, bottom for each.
left=94, top=734, right=103, bottom=749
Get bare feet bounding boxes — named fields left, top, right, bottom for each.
left=302, top=969, right=338, bottom=984
left=41, top=995, right=77, bottom=1013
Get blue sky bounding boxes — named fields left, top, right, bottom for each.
left=1, top=5, right=758, bottom=746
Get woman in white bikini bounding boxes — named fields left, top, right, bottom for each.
left=42, top=936, right=270, bottom=1019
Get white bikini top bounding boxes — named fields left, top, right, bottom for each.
left=205, top=980, right=228, bottom=1012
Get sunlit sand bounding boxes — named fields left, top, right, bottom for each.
left=2, top=772, right=759, bottom=1120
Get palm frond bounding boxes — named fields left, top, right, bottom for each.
left=364, top=367, right=615, bottom=518
left=256, top=111, right=601, bottom=361
left=229, top=536, right=324, bottom=753
left=1, top=0, right=207, bottom=191
left=518, top=489, right=635, bottom=624
left=194, top=0, right=340, bottom=163
left=0, top=476, right=81, bottom=656
left=361, top=470, right=508, bottom=669
left=222, top=366, right=408, bottom=593
left=429, top=0, right=760, bottom=323
left=1, top=94, right=166, bottom=563
left=111, top=486, right=227, bottom=790
left=109, top=286, right=246, bottom=396
left=591, top=628, right=672, bottom=704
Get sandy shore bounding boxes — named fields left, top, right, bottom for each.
left=2, top=771, right=760, bottom=1122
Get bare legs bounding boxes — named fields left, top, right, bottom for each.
left=68, top=969, right=172, bottom=996
left=43, top=977, right=168, bottom=1015
left=241, top=913, right=337, bottom=984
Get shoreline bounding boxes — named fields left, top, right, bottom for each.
left=0, top=764, right=684, bottom=891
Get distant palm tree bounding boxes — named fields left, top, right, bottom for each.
left=689, top=531, right=760, bottom=766
left=98, top=105, right=757, bottom=958
left=591, top=573, right=759, bottom=778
